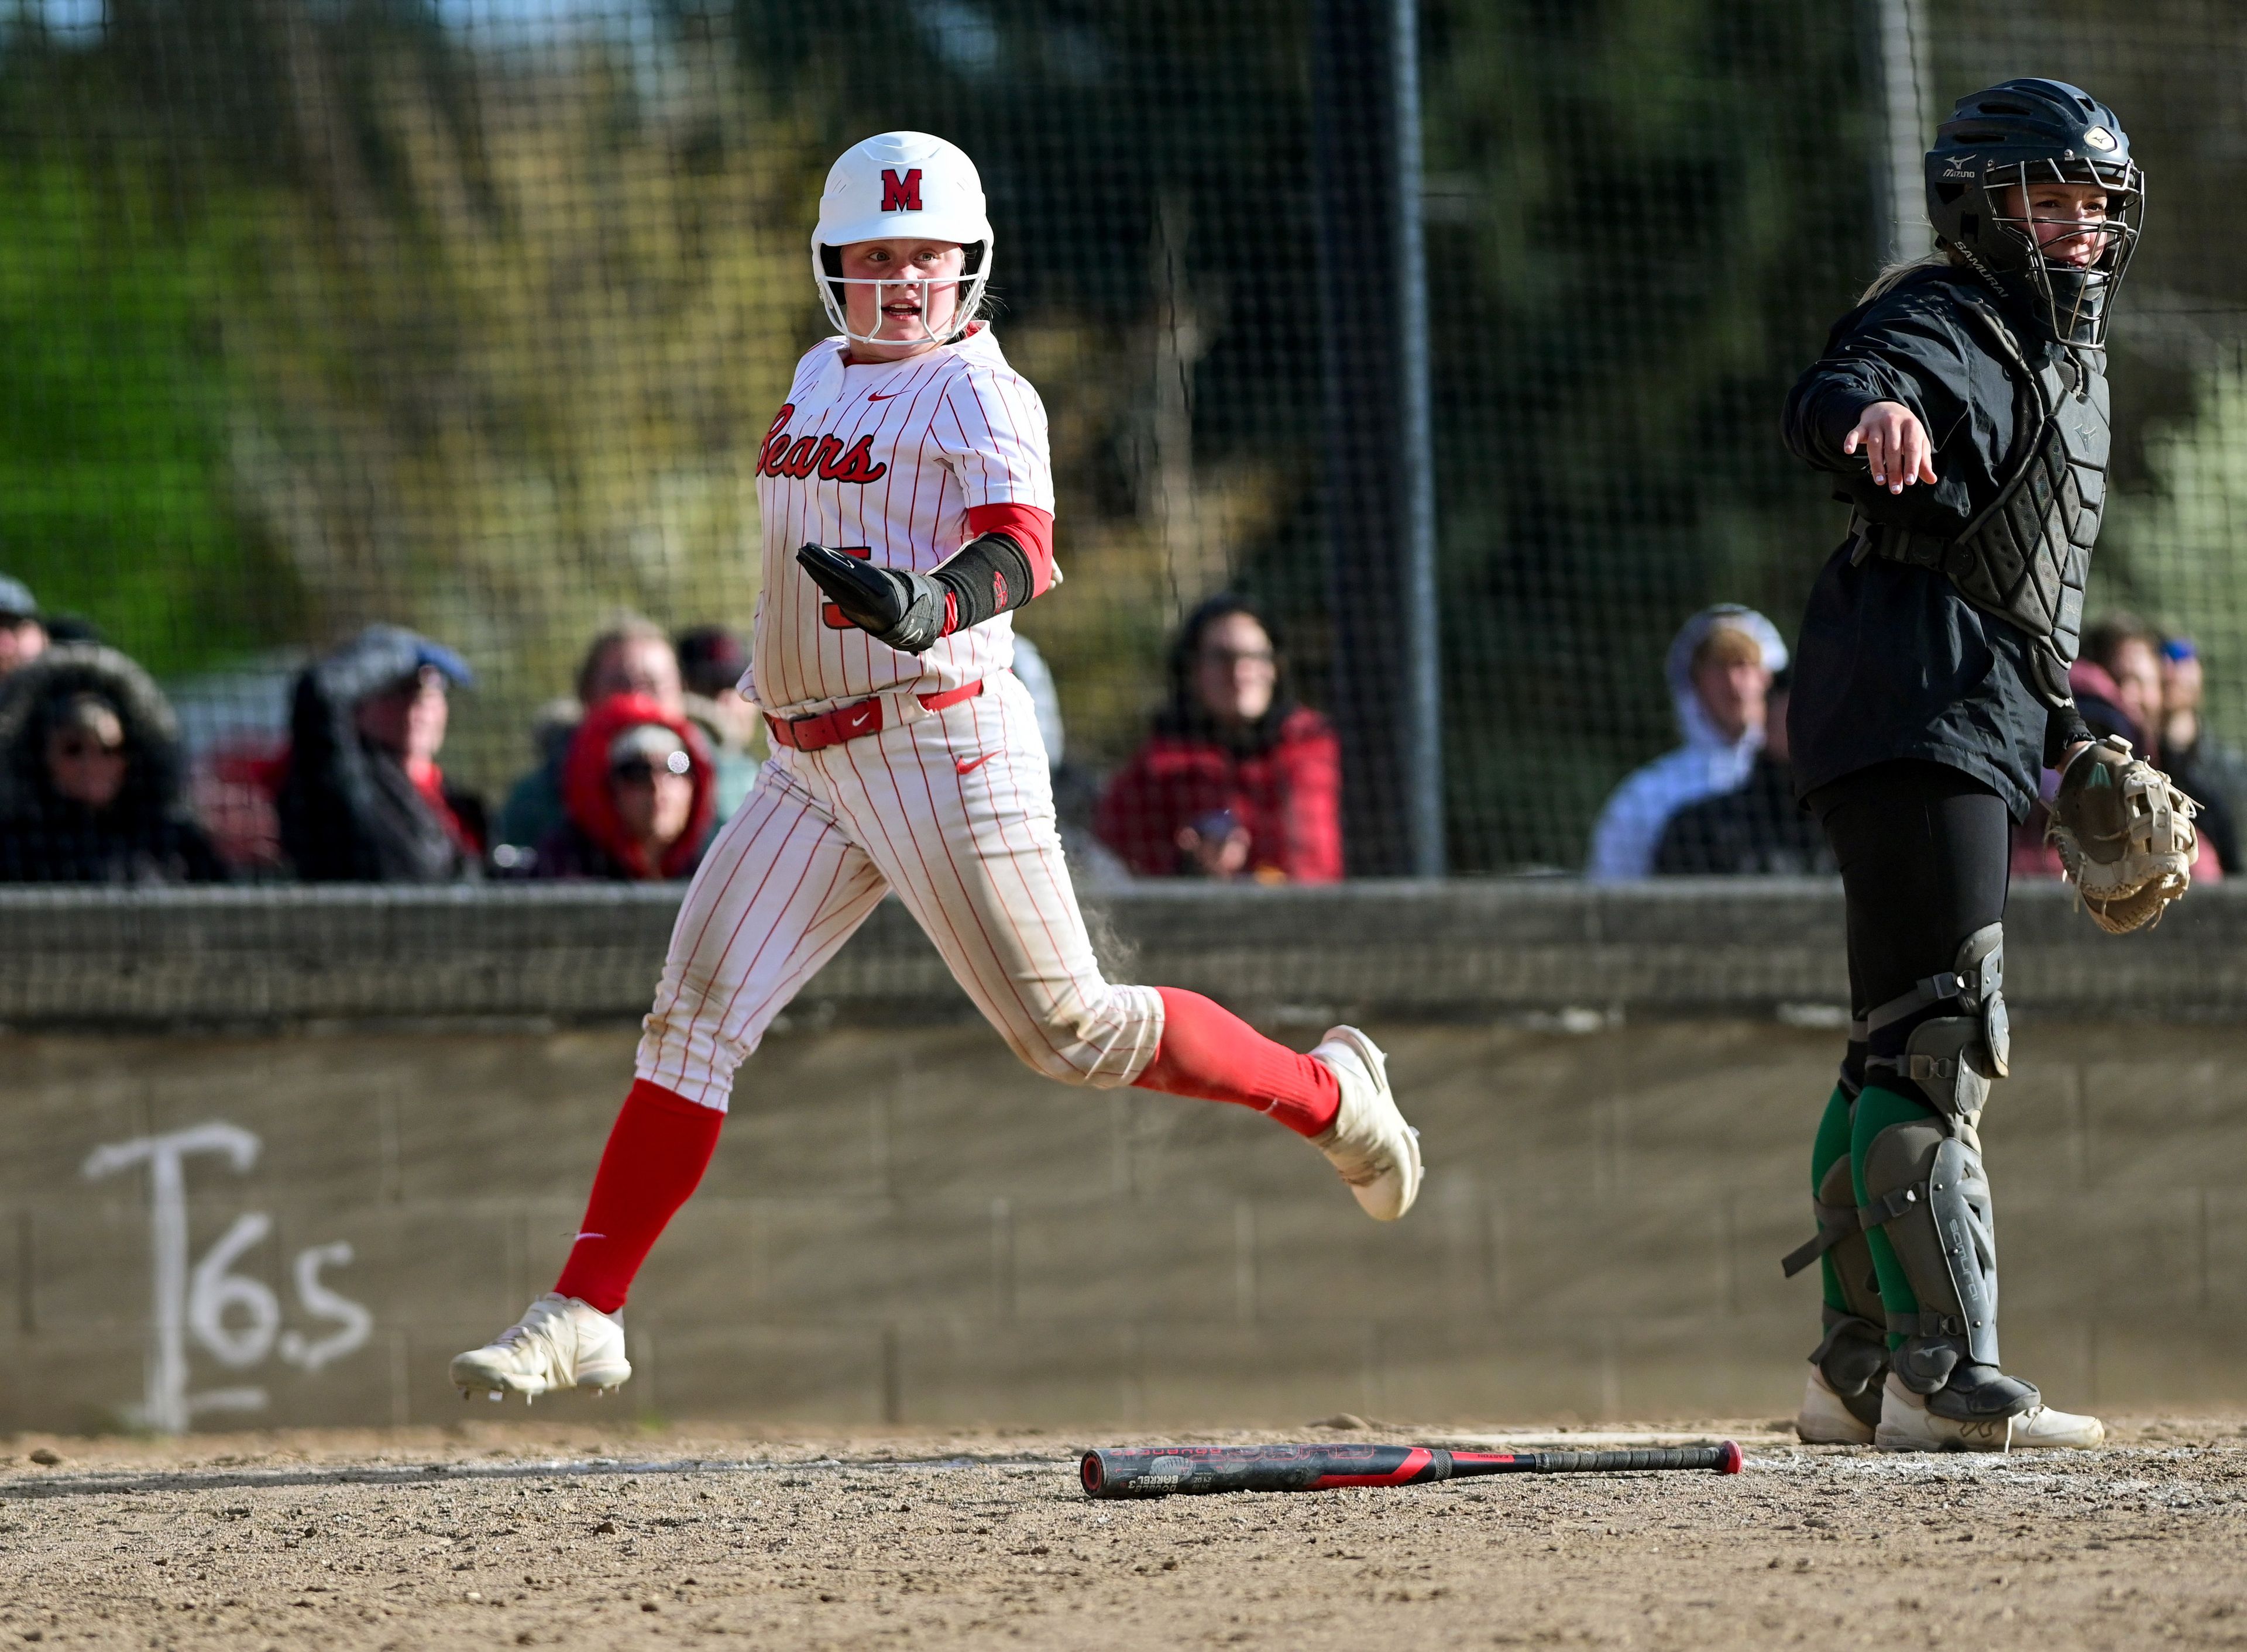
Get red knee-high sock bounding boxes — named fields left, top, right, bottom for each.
left=553, top=1080, right=724, bottom=1314
left=1131, top=987, right=1341, bottom=1137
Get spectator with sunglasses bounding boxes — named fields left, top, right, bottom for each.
left=0, top=642, right=225, bottom=884
left=525, top=693, right=716, bottom=881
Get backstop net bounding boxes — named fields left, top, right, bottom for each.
left=0, top=0, right=2240, bottom=890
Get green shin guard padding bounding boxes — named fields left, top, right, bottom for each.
left=1851, top=1082, right=1939, bottom=1345
left=1811, top=1085, right=1856, bottom=1317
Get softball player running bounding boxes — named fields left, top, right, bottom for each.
left=453, top=132, right=1421, bottom=1400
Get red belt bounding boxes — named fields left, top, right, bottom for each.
left=764, top=677, right=986, bottom=753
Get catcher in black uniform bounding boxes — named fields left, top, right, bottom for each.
left=1779, top=80, right=2198, bottom=1451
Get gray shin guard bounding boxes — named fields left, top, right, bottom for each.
left=1859, top=1119, right=2038, bottom=1420
left=1858, top=923, right=2036, bottom=1421
left=1792, top=1158, right=1888, bottom=1426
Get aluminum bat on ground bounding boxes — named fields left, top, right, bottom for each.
left=1079, top=1440, right=1743, bottom=1498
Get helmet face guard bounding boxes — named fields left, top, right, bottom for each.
left=813, top=241, right=992, bottom=347
left=1926, top=80, right=2143, bottom=349
left=1968, top=154, right=2139, bottom=350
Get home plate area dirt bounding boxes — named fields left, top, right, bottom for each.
left=0, top=1418, right=2242, bottom=1650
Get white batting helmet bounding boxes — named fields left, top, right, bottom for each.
left=812, top=131, right=995, bottom=345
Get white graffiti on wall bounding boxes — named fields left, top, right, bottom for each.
left=83, top=1122, right=374, bottom=1432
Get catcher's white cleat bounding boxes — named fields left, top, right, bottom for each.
left=449, top=1293, right=630, bottom=1400
left=1307, top=1025, right=1423, bottom=1221
left=1873, top=1372, right=2104, bottom=1453
left=1795, top=1365, right=1877, bottom=1447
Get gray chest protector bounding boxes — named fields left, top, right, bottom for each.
left=1851, top=304, right=2111, bottom=708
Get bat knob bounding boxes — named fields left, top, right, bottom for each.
left=1716, top=1440, right=1744, bottom=1475
left=1079, top=1453, right=1105, bottom=1496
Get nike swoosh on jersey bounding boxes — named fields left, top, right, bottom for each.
left=868, top=390, right=902, bottom=401
left=954, top=752, right=998, bottom=776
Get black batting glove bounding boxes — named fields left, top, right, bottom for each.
left=796, top=543, right=949, bottom=654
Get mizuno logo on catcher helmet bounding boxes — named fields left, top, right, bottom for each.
left=881, top=168, right=923, bottom=212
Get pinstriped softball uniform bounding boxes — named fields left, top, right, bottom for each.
left=637, top=328, right=1164, bottom=1107
left=748, top=326, right=1052, bottom=715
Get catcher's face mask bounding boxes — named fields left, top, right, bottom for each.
left=1978, top=161, right=2142, bottom=347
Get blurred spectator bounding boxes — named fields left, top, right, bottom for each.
left=0, top=574, right=48, bottom=681
left=497, top=618, right=683, bottom=851
left=0, top=643, right=226, bottom=883
left=278, top=624, right=485, bottom=882
left=1587, top=605, right=1788, bottom=882
left=674, top=623, right=761, bottom=823
left=1015, top=629, right=1130, bottom=887
left=2082, top=616, right=2234, bottom=874
left=2151, top=632, right=2244, bottom=876
left=1094, top=594, right=1342, bottom=883
left=1009, top=632, right=1067, bottom=767
left=525, top=694, right=715, bottom=880
left=1652, top=667, right=1835, bottom=876
left=2083, top=614, right=2164, bottom=754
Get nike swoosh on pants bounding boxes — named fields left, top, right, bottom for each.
left=955, top=752, right=998, bottom=776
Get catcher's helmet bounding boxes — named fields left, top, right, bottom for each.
left=812, top=132, right=994, bottom=346
left=1926, top=79, right=2142, bottom=349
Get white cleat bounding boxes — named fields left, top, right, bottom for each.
left=1307, top=1025, right=1423, bottom=1221
left=1795, top=1366, right=1877, bottom=1447
left=448, top=1293, right=631, bottom=1400
left=1873, top=1372, right=2105, bottom=1453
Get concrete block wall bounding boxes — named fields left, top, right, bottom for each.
left=4, top=1017, right=2242, bottom=1434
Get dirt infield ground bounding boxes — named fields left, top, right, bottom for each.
left=0, top=1418, right=2242, bottom=1650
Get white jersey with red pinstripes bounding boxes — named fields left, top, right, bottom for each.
left=748, top=324, right=1053, bottom=716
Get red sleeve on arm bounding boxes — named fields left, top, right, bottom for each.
left=966, top=503, right=1056, bottom=598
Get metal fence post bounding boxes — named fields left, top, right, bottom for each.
left=1314, top=0, right=1445, bottom=877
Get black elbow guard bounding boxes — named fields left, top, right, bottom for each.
left=933, top=532, right=1037, bottom=632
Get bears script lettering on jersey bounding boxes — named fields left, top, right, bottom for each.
left=748, top=324, right=1054, bottom=714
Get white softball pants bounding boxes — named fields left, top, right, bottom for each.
left=635, top=671, right=1164, bottom=1109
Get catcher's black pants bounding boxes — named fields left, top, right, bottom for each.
left=1808, top=759, right=2012, bottom=1087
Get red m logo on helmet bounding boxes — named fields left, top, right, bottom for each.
left=881, top=168, right=923, bottom=212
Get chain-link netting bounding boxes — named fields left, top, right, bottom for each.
left=0, top=0, right=2242, bottom=897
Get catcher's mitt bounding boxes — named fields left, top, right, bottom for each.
left=2049, top=735, right=2199, bottom=934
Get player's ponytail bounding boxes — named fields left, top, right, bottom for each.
left=1858, top=247, right=1968, bottom=305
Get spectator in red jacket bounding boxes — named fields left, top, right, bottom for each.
left=1094, top=595, right=1343, bottom=882
left=528, top=693, right=715, bottom=881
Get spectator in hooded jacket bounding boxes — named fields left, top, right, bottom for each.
left=1094, top=594, right=1342, bottom=883
left=1587, top=605, right=1788, bottom=882
left=1652, top=666, right=1836, bottom=876
left=496, top=618, right=685, bottom=853
left=0, top=643, right=225, bottom=883
left=278, top=624, right=485, bottom=882
left=527, top=693, right=715, bottom=880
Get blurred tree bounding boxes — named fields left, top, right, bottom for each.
left=0, top=156, right=291, bottom=678
left=1421, top=0, right=1870, bottom=868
